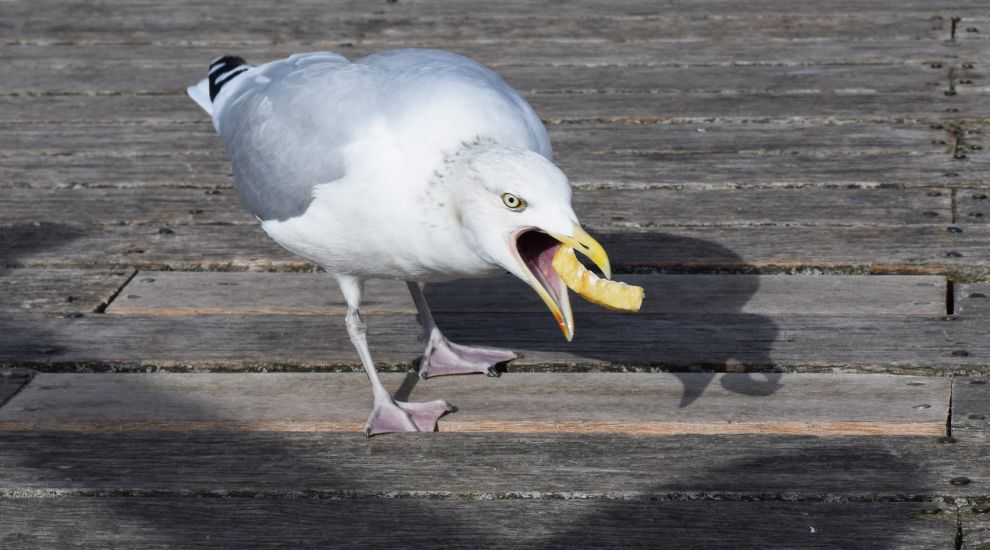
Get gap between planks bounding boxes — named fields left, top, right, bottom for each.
left=0, top=373, right=950, bottom=436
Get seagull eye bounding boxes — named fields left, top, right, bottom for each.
left=501, top=193, right=526, bottom=211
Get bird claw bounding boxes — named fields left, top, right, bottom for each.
left=364, top=398, right=454, bottom=437
left=418, top=334, right=518, bottom=379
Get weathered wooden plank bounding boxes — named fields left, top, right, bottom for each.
left=954, top=284, right=990, bottom=317
left=963, top=503, right=990, bottom=550
left=0, top=312, right=986, bottom=373
left=0, top=373, right=950, bottom=436
left=3, top=223, right=988, bottom=277
left=951, top=377, right=989, bottom=442
left=954, top=378, right=990, bottom=549
left=0, top=10, right=949, bottom=45
left=0, top=123, right=958, bottom=192
left=0, top=156, right=232, bottom=188
left=0, top=369, right=32, bottom=409
left=958, top=188, right=990, bottom=224
left=956, top=63, right=989, bottom=94
left=521, top=226, right=990, bottom=276
left=580, top=188, right=954, bottom=225
left=2, top=0, right=985, bottom=22
left=481, top=148, right=909, bottom=183
left=0, top=122, right=948, bottom=157
left=0, top=188, right=252, bottom=226
left=0, top=268, right=132, bottom=314
left=0, top=187, right=953, bottom=227
left=106, top=272, right=948, bottom=317
left=2, top=150, right=974, bottom=189
left=3, top=93, right=985, bottom=125
left=0, top=122, right=971, bottom=190
left=0, top=499, right=959, bottom=549
left=2, top=39, right=982, bottom=69
left=529, top=93, right=990, bottom=123
left=0, top=122, right=220, bottom=157
left=0, top=222, right=304, bottom=271
left=958, top=16, right=989, bottom=40
left=549, top=122, right=949, bottom=156
left=0, top=60, right=950, bottom=96
left=0, top=432, right=982, bottom=498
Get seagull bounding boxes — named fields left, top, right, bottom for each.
left=188, top=49, right=612, bottom=436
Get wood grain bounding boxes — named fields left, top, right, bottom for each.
left=0, top=369, right=32, bottom=410
left=958, top=16, right=989, bottom=40
left=548, top=122, right=950, bottom=155
left=3, top=223, right=988, bottom=278
left=951, top=377, right=989, bottom=442
left=105, top=272, right=948, bottom=317
left=3, top=93, right=985, bottom=125
left=0, top=10, right=949, bottom=45
left=0, top=373, right=950, bottom=436
left=2, top=149, right=975, bottom=189
left=955, top=284, right=990, bottom=317
left=0, top=59, right=951, bottom=96
left=962, top=503, right=990, bottom=550
left=0, top=122, right=949, bottom=157
left=1, top=0, right=986, bottom=22
left=951, top=377, right=989, bottom=550
left=0, top=499, right=959, bottom=549
left=0, top=187, right=952, bottom=227
left=0, top=432, right=983, bottom=498
left=3, top=0, right=988, bottom=546
left=0, top=123, right=964, bottom=191
left=6, top=37, right=983, bottom=68
left=1, top=312, right=986, bottom=373
left=958, top=189, right=990, bottom=224
left=0, top=268, right=133, bottom=314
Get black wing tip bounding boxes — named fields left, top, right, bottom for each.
left=208, top=56, right=251, bottom=101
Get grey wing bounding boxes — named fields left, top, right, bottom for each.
left=214, top=52, right=364, bottom=222
left=214, top=49, right=552, bottom=222
left=357, top=49, right=552, bottom=159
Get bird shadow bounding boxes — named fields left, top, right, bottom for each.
left=423, top=232, right=782, bottom=408
left=0, top=428, right=941, bottom=548
left=0, top=222, right=86, bottom=267
left=0, top=232, right=932, bottom=548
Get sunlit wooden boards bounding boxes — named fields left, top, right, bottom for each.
left=0, top=373, right=951, bottom=436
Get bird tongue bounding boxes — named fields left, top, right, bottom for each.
left=516, top=230, right=566, bottom=303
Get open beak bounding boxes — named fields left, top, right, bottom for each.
left=512, top=223, right=611, bottom=341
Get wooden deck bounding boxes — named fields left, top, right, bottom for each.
left=1, top=0, right=989, bottom=547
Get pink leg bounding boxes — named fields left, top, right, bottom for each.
left=342, top=292, right=452, bottom=436
left=407, top=281, right=518, bottom=379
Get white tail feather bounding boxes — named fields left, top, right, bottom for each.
left=187, top=78, right=213, bottom=115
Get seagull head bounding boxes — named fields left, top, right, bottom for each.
left=446, top=142, right=611, bottom=341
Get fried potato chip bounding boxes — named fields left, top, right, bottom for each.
left=552, top=245, right=643, bottom=312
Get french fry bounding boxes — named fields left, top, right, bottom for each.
left=552, top=245, right=644, bottom=312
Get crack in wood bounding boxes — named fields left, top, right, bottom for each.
left=93, top=269, right=138, bottom=314
left=0, top=368, right=34, bottom=409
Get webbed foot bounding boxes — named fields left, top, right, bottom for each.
left=364, top=397, right=454, bottom=436
left=418, top=333, right=518, bottom=379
